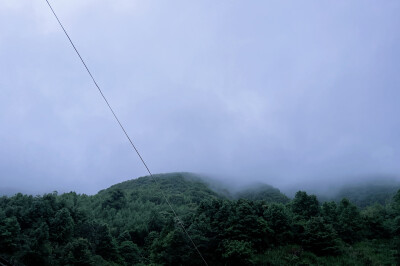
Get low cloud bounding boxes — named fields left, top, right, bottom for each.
left=1, top=1, right=399, bottom=194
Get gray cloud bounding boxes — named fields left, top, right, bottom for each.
left=1, top=1, right=400, bottom=194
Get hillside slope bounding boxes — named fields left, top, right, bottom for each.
left=99, top=172, right=223, bottom=207
left=1, top=172, right=399, bottom=265
left=330, top=182, right=400, bottom=208
left=234, top=183, right=290, bottom=203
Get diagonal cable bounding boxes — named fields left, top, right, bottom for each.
left=44, top=1, right=208, bottom=265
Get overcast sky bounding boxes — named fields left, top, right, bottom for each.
left=1, top=1, right=400, bottom=195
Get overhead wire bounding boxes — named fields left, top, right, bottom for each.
left=44, top=1, right=208, bottom=265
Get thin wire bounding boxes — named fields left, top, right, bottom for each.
left=44, top=1, right=208, bottom=265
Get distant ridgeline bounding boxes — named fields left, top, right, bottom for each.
left=317, top=180, right=400, bottom=208
left=101, top=172, right=290, bottom=205
left=232, top=183, right=290, bottom=203
left=99, top=172, right=223, bottom=209
left=1, top=172, right=400, bottom=265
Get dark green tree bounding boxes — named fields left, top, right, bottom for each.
left=321, top=201, right=338, bottom=225
left=391, top=189, right=400, bottom=215
left=62, top=238, right=94, bottom=266
left=221, top=240, right=254, bottom=266
left=0, top=215, right=21, bottom=253
left=102, top=189, right=126, bottom=210
left=22, top=222, right=51, bottom=265
left=362, top=203, right=390, bottom=239
left=264, top=203, right=292, bottom=245
left=336, top=198, right=363, bottom=243
left=50, top=208, right=74, bottom=244
left=119, top=241, right=141, bottom=264
left=302, top=217, right=341, bottom=255
left=95, top=223, right=120, bottom=261
left=150, top=229, right=193, bottom=265
left=291, top=191, right=320, bottom=220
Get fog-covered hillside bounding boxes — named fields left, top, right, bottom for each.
left=1, top=172, right=400, bottom=265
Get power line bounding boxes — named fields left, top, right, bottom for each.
left=44, top=1, right=208, bottom=265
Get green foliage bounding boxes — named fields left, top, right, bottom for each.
left=291, top=191, right=320, bottom=220
left=321, top=201, right=338, bottom=225
left=119, top=241, right=141, bottom=264
left=0, top=172, right=398, bottom=265
left=150, top=229, right=193, bottom=265
left=62, top=238, right=94, bottom=266
left=336, top=198, right=363, bottom=243
left=257, top=241, right=396, bottom=266
left=361, top=203, right=391, bottom=239
left=102, top=189, right=126, bottom=210
left=50, top=208, right=74, bottom=243
left=221, top=240, right=254, bottom=266
left=0, top=215, right=20, bottom=253
left=392, top=189, right=400, bottom=215
left=235, top=184, right=289, bottom=204
left=95, top=223, right=120, bottom=261
left=302, top=217, right=341, bottom=255
left=333, top=182, right=400, bottom=208
left=263, top=203, right=292, bottom=245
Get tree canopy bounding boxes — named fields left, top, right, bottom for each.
left=0, top=172, right=399, bottom=265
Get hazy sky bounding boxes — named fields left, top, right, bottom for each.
left=1, top=1, right=400, bottom=194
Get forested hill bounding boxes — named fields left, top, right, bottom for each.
left=309, top=179, right=400, bottom=208
left=1, top=172, right=400, bottom=265
left=97, top=172, right=289, bottom=206
left=97, top=172, right=223, bottom=210
left=233, top=183, right=289, bottom=203
left=329, top=182, right=400, bottom=208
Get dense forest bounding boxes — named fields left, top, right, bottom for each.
left=1, top=172, right=400, bottom=265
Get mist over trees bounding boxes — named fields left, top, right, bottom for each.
left=1, top=172, right=399, bottom=265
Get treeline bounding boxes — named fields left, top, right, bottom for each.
left=0, top=174, right=400, bottom=265
left=330, top=182, right=400, bottom=208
